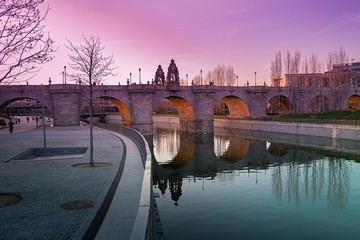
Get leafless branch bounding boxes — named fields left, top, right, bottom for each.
left=0, top=0, right=56, bottom=84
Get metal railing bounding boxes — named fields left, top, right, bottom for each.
left=91, top=122, right=148, bottom=166
left=236, top=117, right=360, bottom=126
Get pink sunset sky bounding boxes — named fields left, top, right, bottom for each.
left=33, top=0, right=360, bottom=86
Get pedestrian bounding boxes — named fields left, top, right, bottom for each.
left=9, top=120, right=13, bottom=134
left=26, top=116, right=29, bottom=123
left=15, top=118, right=17, bottom=124
left=18, top=118, right=21, bottom=124
left=36, top=116, right=38, bottom=129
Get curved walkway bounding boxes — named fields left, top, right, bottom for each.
left=95, top=132, right=144, bottom=239
left=0, top=123, right=145, bottom=240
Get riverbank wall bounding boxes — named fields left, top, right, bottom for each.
left=153, top=116, right=360, bottom=141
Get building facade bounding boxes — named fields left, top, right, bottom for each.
left=273, top=63, right=360, bottom=88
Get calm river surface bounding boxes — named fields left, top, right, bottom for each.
left=152, top=123, right=360, bottom=240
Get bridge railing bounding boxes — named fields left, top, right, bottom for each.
left=239, top=117, right=360, bottom=126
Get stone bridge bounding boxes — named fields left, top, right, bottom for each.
left=1, top=84, right=359, bottom=135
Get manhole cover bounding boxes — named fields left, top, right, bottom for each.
left=60, top=200, right=95, bottom=210
left=72, top=162, right=112, bottom=168
left=0, top=194, right=23, bottom=208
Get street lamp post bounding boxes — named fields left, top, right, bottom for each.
left=139, top=68, right=141, bottom=84
left=200, top=70, right=202, bottom=85
left=255, top=72, right=257, bottom=86
left=8, top=100, right=11, bottom=119
left=237, top=75, right=239, bottom=86
left=130, top=73, right=132, bottom=84
left=64, top=66, right=67, bottom=84
left=186, top=74, right=188, bottom=86
left=42, top=84, right=47, bottom=148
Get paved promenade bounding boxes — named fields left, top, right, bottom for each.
left=0, top=117, right=145, bottom=239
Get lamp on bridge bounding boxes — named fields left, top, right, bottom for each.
left=64, top=66, right=67, bottom=84
left=255, top=72, right=257, bottom=86
left=139, top=68, right=141, bottom=84
left=200, top=70, right=202, bottom=85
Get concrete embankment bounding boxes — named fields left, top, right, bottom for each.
left=153, top=116, right=360, bottom=141
left=215, top=119, right=360, bottom=141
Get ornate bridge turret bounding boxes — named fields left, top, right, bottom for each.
left=166, top=59, right=180, bottom=86
left=154, top=65, right=165, bottom=85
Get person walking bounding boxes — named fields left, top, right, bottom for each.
left=26, top=116, right=29, bottom=123
left=9, top=120, right=13, bottom=134
left=36, top=116, right=39, bottom=129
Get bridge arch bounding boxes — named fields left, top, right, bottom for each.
left=153, top=95, right=195, bottom=131
left=310, top=95, right=330, bottom=112
left=80, top=96, right=131, bottom=125
left=214, top=95, right=250, bottom=118
left=266, top=95, right=291, bottom=115
left=0, top=97, right=53, bottom=116
left=154, top=95, right=194, bottom=117
left=347, top=95, right=360, bottom=109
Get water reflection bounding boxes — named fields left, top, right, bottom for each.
left=272, top=158, right=350, bottom=211
left=214, top=135, right=250, bottom=160
left=153, top=126, right=359, bottom=211
left=153, top=127, right=195, bottom=165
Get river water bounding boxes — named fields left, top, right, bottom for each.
left=152, top=122, right=360, bottom=240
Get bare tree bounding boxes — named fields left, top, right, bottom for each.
left=291, top=49, right=301, bottom=74
left=180, top=78, right=186, bottom=86
left=0, top=0, right=55, bottom=84
left=327, top=47, right=348, bottom=71
left=193, top=75, right=201, bottom=85
left=302, top=58, right=309, bottom=75
left=66, top=35, right=115, bottom=166
left=205, top=71, right=212, bottom=85
left=270, top=51, right=282, bottom=80
left=213, top=64, right=226, bottom=86
left=309, top=53, right=321, bottom=73
left=225, top=65, right=236, bottom=86
left=210, top=64, right=236, bottom=86
left=338, top=47, right=348, bottom=65
left=284, top=50, right=292, bottom=74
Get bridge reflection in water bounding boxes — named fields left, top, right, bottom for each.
left=152, top=126, right=360, bottom=211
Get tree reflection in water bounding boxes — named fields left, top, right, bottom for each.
left=153, top=127, right=354, bottom=211
left=271, top=146, right=350, bottom=211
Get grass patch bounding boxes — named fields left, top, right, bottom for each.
left=153, top=112, right=179, bottom=116
left=214, top=115, right=227, bottom=118
left=277, top=113, right=314, bottom=119
left=276, top=110, right=360, bottom=120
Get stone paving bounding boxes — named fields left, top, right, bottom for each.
left=0, top=117, right=144, bottom=239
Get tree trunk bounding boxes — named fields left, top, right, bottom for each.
left=89, top=83, right=94, bottom=166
